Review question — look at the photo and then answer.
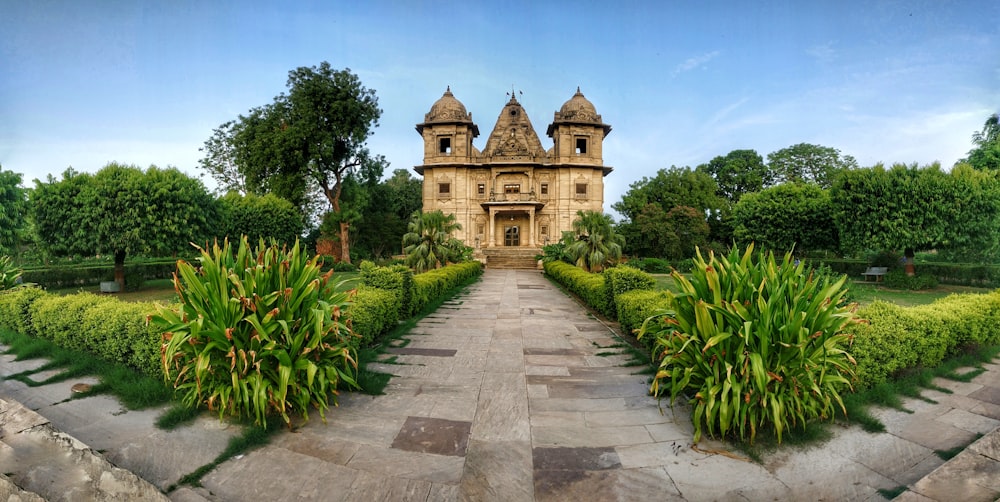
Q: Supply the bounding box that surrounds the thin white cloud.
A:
[806,42,836,63]
[672,50,720,77]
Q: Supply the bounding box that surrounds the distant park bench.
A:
[861,266,888,282]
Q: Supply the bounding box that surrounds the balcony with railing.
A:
[481,190,546,209]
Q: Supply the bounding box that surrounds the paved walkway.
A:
[2,269,1000,500]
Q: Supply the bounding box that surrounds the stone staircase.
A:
[482,247,541,269]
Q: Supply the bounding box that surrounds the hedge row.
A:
[542,261,660,325]
[615,289,671,349]
[0,286,163,378]
[0,260,484,381]
[819,259,1000,288]
[355,260,483,347]
[21,260,177,290]
[543,261,612,316]
[847,292,1000,389]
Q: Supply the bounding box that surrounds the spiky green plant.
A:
[151,237,359,428]
[0,255,22,290]
[639,244,859,444]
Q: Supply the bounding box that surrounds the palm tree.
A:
[563,210,625,272]
[402,210,465,273]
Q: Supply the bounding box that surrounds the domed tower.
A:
[415,87,480,165]
[546,87,612,167]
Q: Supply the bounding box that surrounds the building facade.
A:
[414,87,612,259]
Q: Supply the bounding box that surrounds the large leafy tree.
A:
[613,166,723,222]
[767,143,858,188]
[0,166,27,256]
[200,63,384,263]
[831,162,1000,273]
[402,210,465,273]
[613,166,723,256]
[352,169,423,259]
[31,163,219,290]
[697,149,773,204]
[633,204,710,260]
[732,183,838,254]
[563,210,625,273]
[962,113,1000,171]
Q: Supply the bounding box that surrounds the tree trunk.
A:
[114,249,126,292]
[339,221,351,264]
[904,247,916,276]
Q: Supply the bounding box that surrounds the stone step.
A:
[0,398,169,502]
[482,248,542,269]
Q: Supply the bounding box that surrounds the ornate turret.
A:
[415,87,480,168]
[546,87,612,168]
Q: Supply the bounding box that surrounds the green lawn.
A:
[651,273,993,308]
[47,273,361,303]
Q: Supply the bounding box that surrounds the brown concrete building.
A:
[414,87,612,267]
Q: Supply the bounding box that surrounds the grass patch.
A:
[877,486,908,499]
[0,328,173,410]
[934,433,983,460]
[848,282,991,307]
[732,419,835,464]
[156,404,203,430]
[167,415,283,490]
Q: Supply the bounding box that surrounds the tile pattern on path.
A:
[3,268,1000,501]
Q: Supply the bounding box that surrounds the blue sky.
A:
[2,1,998,218]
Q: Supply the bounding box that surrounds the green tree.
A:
[962,113,1000,171]
[200,63,384,263]
[0,166,27,256]
[831,162,1000,273]
[613,166,723,256]
[351,169,423,259]
[766,143,858,188]
[31,163,219,290]
[697,149,773,204]
[631,204,709,260]
[564,210,625,272]
[402,210,465,273]
[732,183,838,254]
[217,192,304,245]
[612,166,723,221]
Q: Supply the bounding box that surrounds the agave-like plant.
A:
[151,237,359,427]
[0,255,23,290]
[639,244,859,444]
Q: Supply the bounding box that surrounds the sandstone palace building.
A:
[415,87,612,267]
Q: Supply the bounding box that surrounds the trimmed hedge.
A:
[0,287,164,378]
[413,261,483,313]
[615,289,671,349]
[847,291,1000,389]
[0,286,46,336]
[349,260,482,347]
[914,262,1000,288]
[543,261,610,316]
[348,286,401,347]
[20,260,176,290]
[603,266,656,317]
[360,261,415,318]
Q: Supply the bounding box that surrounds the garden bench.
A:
[861,266,888,282]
